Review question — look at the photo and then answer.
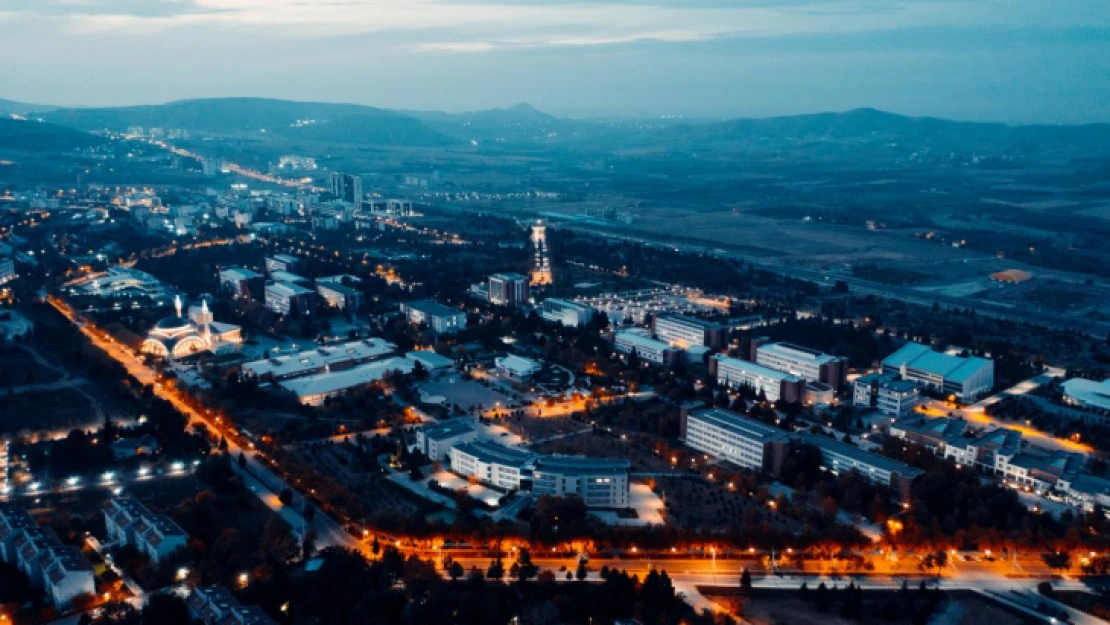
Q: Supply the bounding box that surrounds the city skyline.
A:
[0,0,1108,123]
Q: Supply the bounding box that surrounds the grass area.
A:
[851,266,932,285]
[0,388,98,435]
[1016,287,1094,310]
[0,349,64,388]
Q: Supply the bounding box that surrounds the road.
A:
[47,297,367,557]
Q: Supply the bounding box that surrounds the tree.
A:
[238,452,247,469]
[814,582,832,612]
[575,560,588,581]
[740,568,752,592]
[303,505,316,523]
[487,558,504,580]
[371,536,380,556]
[449,561,464,581]
[141,592,192,625]
[799,581,810,601]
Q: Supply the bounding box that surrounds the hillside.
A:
[41,97,456,147]
[0,98,58,115]
[0,117,106,151]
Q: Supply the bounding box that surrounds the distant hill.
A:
[41,97,457,147]
[0,98,58,115]
[402,102,607,144]
[0,117,106,151]
[653,108,1110,156]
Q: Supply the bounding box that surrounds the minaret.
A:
[530,221,553,286]
[202,299,212,342]
[174,294,183,318]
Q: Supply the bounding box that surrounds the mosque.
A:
[141,295,242,360]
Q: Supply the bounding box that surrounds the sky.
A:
[1,0,1108,123]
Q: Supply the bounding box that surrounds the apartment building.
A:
[489,273,529,307]
[264,281,315,317]
[187,586,279,625]
[316,280,363,312]
[41,547,96,607]
[218,267,264,300]
[104,498,188,565]
[0,504,36,563]
[264,254,302,275]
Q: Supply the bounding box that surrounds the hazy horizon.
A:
[2,0,1108,124]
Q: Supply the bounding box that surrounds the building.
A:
[1056,474,1110,513]
[489,273,529,307]
[264,254,302,275]
[613,331,684,367]
[13,525,62,584]
[41,547,95,606]
[495,354,541,381]
[525,456,631,508]
[0,504,37,563]
[187,586,279,625]
[449,440,537,491]
[264,281,315,317]
[406,350,454,373]
[752,340,847,392]
[1061,378,1110,413]
[242,338,398,380]
[712,354,804,403]
[278,357,415,406]
[0,256,15,285]
[316,280,363,312]
[400,300,466,334]
[219,267,264,300]
[270,270,309,285]
[853,372,898,408]
[541,298,594,327]
[530,222,553,286]
[682,408,789,472]
[330,172,363,205]
[141,297,243,360]
[110,435,160,459]
[652,314,728,349]
[415,420,477,461]
[875,379,920,417]
[881,342,994,401]
[103,498,187,565]
[794,431,923,502]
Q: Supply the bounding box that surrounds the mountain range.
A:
[3,97,1108,156]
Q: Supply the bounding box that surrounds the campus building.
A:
[681,408,789,473]
[495,354,542,381]
[400,300,467,334]
[540,298,594,328]
[652,314,728,349]
[793,431,924,502]
[881,342,994,401]
[711,354,804,403]
[526,456,631,508]
[415,420,478,461]
[752,340,848,392]
[316,279,363,312]
[613,331,684,366]
[1061,378,1110,414]
[489,273,529,307]
[449,440,537,491]
[854,373,920,417]
[242,338,398,380]
[264,254,302,275]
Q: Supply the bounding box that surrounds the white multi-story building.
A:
[104,498,187,565]
[219,267,263,300]
[0,256,15,285]
[613,331,683,366]
[449,440,536,490]
[541,298,594,327]
[400,300,467,334]
[264,254,302,275]
[41,547,95,607]
[264,281,315,316]
[754,341,847,391]
[0,505,36,564]
[489,273,529,307]
[316,280,363,312]
[712,355,803,403]
[415,420,477,461]
[526,456,631,508]
[875,379,920,417]
[652,314,727,349]
[13,525,62,584]
[882,342,994,401]
[242,338,397,380]
[795,431,924,499]
[187,586,279,625]
[683,408,788,471]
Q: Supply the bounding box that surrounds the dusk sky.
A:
[2,0,1108,123]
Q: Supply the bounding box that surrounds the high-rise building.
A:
[530,222,553,286]
[329,172,363,205]
[489,272,529,306]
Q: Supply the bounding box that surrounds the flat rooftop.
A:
[402,299,462,318]
[714,355,801,382]
[451,439,536,467]
[528,455,631,476]
[420,419,476,441]
[279,357,414,398]
[759,341,837,365]
[243,338,397,378]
